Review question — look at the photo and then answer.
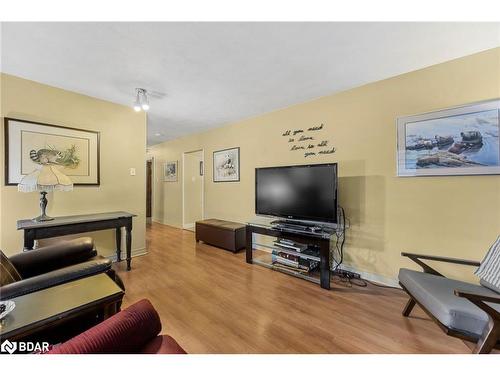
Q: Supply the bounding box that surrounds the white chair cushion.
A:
[475,236,500,294]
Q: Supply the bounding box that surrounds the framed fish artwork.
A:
[4,118,100,185]
[397,99,500,177]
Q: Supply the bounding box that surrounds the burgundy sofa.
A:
[48,299,186,354]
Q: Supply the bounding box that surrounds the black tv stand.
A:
[246,221,331,289]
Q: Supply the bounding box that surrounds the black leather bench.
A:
[195,219,246,253]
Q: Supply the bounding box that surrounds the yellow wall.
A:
[0,73,147,258]
[149,48,500,283]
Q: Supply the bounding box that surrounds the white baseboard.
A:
[183,223,195,230]
[152,218,183,229]
[338,264,400,288]
[107,247,148,263]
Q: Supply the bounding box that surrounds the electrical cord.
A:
[332,273,368,288]
[365,280,399,289]
[327,207,398,289]
[331,206,346,272]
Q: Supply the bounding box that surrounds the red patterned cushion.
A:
[48,299,163,354]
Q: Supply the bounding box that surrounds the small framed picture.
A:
[397,99,500,177]
[213,147,240,182]
[164,161,178,182]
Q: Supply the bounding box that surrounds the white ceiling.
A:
[1,22,499,145]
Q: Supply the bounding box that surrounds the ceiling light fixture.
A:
[133,88,150,112]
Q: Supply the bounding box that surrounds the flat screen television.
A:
[255,163,338,224]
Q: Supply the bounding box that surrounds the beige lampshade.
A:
[18,164,73,193]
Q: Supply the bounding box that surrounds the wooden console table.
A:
[17,211,136,270]
[246,221,332,290]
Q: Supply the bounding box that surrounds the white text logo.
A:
[1,340,17,354]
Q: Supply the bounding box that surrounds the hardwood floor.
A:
[113,222,469,354]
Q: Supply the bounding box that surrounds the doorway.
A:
[182,150,204,231]
[146,159,153,224]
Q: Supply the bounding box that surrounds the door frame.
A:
[146,156,155,223]
[182,149,204,230]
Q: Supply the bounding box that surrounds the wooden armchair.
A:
[399,252,500,354]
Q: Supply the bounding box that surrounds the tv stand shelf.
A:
[246,221,332,290]
[253,242,321,262]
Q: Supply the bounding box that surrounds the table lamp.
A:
[18,164,73,222]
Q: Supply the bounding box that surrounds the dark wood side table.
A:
[246,222,332,290]
[0,273,124,345]
[17,211,137,270]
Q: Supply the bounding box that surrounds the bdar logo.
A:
[1,339,17,354]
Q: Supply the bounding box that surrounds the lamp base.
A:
[32,191,54,222]
[33,214,54,222]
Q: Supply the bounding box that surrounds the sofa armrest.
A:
[47,299,162,354]
[0,256,111,299]
[401,252,480,277]
[9,237,96,278]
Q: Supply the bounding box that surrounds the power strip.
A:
[332,269,361,279]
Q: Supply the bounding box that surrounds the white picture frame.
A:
[213,147,240,182]
[397,99,500,177]
[164,161,178,182]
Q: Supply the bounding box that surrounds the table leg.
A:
[115,227,122,262]
[245,226,253,264]
[126,221,132,271]
[24,230,35,251]
[103,301,120,319]
[319,244,331,290]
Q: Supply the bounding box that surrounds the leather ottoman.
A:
[195,219,246,253]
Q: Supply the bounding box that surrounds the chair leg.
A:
[473,317,500,354]
[402,298,416,317]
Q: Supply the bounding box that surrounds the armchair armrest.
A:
[455,289,500,324]
[0,256,111,299]
[401,252,480,277]
[9,237,96,278]
[47,299,161,354]
[454,289,500,304]
[401,252,480,266]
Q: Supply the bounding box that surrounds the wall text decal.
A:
[319,147,336,155]
[282,123,335,158]
[308,124,324,131]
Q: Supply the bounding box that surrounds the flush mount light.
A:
[133,88,150,112]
